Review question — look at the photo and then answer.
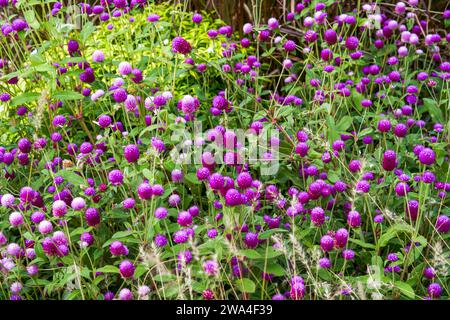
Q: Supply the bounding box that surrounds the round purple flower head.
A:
[172,36,192,55]
[347,210,361,228]
[192,13,202,24]
[244,232,258,248]
[124,144,140,163]
[418,148,435,166]
[119,260,135,278]
[108,169,124,186]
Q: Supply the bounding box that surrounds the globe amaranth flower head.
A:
[347,210,362,228]
[110,241,129,256]
[418,147,435,166]
[123,144,140,163]
[108,169,124,186]
[119,260,135,278]
[154,234,168,247]
[172,36,192,55]
[92,50,105,62]
[203,260,219,276]
[85,207,100,226]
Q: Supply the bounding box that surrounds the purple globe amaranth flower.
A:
[334,228,349,248]
[209,173,225,190]
[177,211,192,226]
[192,13,202,24]
[113,88,127,103]
[67,39,79,55]
[52,200,67,217]
[203,260,219,276]
[310,207,325,226]
[92,50,105,62]
[377,119,391,132]
[320,235,334,252]
[395,182,410,196]
[118,288,133,301]
[236,172,253,189]
[168,194,181,207]
[137,182,153,200]
[1,194,15,207]
[119,260,135,278]
[304,29,318,42]
[98,114,112,128]
[319,257,331,269]
[423,267,436,280]
[171,169,183,183]
[406,199,419,221]
[435,215,449,233]
[71,197,86,210]
[9,211,23,227]
[80,232,94,247]
[356,180,370,193]
[154,207,168,219]
[324,29,337,45]
[123,198,135,209]
[173,229,189,244]
[342,249,355,260]
[283,40,296,52]
[151,137,165,153]
[290,276,306,300]
[347,210,362,228]
[295,142,309,157]
[124,144,140,163]
[244,232,259,248]
[225,188,242,206]
[108,169,124,186]
[38,220,53,235]
[345,36,359,50]
[172,36,192,55]
[393,123,408,137]
[110,241,129,256]
[31,211,45,223]
[382,150,397,171]
[427,283,442,298]
[154,234,168,247]
[348,160,361,173]
[418,147,435,165]
[85,207,100,226]
[387,253,399,262]
[18,138,31,153]
[118,62,132,76]
[20,186,35,202]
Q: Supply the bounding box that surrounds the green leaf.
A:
[24,10,40,29]
[52,90,84,101]
[265,263,285,276]
[58,170,86,187]
[336,115,353,132]
[395,281,415,299]
[235,278,256,293]
[239,249,262,259]
[134,264,147,278]
[258,228,288,239]
[10,92,40,106]
[184,173,201,185]
[349,238,376,250]
[112,230,136,239]
[326,116,338,144]
[142,168,153,182]
[423,98,443,124]
[378,224,414,247]
[96,265,120,274]
[80,21,96,43]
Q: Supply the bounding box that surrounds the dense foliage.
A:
[0,0,449,300]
